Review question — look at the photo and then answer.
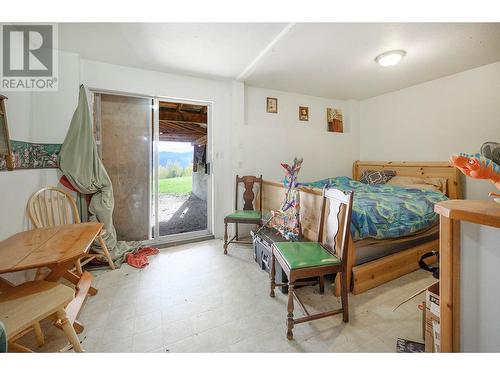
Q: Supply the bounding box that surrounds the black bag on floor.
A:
[419,251,439,279]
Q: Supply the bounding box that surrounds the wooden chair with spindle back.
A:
[270,186,354,340]
[223,175,263,254]
[27,187,115,276]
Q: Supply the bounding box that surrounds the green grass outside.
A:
[159,175,192,195]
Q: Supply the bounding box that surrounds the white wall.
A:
[360,61,500,165]
[80,59,234,238]
[1,59,361,241]
[240,86,360,181]
[1,56,236,240]
[359,61,500,352]
[0,50,80,240]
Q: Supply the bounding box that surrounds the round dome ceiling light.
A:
[375,50,406,67]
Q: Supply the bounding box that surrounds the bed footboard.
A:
[351,240,438,294]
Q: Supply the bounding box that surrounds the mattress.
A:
[354,224,439,266]
[300,176,448,241]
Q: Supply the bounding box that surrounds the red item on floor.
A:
[126,247,160,269]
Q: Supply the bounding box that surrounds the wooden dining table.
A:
[0,222,103,333]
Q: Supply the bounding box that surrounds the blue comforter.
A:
[300,176,447,241]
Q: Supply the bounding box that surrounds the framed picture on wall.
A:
[266,97,278,113]
[327,108,344,133]
[299,106,309,121]
[0,95,14,171]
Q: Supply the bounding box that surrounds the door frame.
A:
[152,95,214,244]
[88,87,214,246]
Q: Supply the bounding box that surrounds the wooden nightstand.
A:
[434,200,500,352]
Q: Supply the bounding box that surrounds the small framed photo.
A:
[299,106,309,121]
[266,97,278,113]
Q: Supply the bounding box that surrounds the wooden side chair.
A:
[0,281,84,352]
[27,187,115,275]
[270,186,354,340]
[223,175,263,254]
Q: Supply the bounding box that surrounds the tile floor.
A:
[18,239,434,352]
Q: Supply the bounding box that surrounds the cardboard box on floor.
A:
[393,280,440,352]
[425,282,440,353]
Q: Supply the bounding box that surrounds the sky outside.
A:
[158,141,193,153]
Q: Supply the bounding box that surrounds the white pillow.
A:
[387,176,447,194]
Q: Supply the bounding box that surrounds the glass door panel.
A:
[96,93,152,241]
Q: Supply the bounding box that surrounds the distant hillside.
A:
[159,151,193,168]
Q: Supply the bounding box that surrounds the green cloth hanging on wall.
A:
[59,85,139,264]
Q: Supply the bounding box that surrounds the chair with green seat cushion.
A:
[273,242,341,269]
[226,210,262,221]
[223,175,263,254]
[270,186,354,340]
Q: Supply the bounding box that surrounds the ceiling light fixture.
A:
[375,50,406,67]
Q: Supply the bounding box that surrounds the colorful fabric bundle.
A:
[126,247,160,268]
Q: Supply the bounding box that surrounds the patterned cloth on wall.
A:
[0,140,61,171]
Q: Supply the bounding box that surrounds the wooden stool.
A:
[0,281,84,352]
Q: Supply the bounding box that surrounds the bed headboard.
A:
[260,160,462,241]
[352,160,463,199]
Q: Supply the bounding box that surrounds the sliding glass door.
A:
[93,90,212,244]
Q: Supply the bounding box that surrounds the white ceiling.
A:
[59,23,286,80]
[246,23,500,99]
[59,23,500,99]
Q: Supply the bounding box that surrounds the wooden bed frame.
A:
[260,160,463,295]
